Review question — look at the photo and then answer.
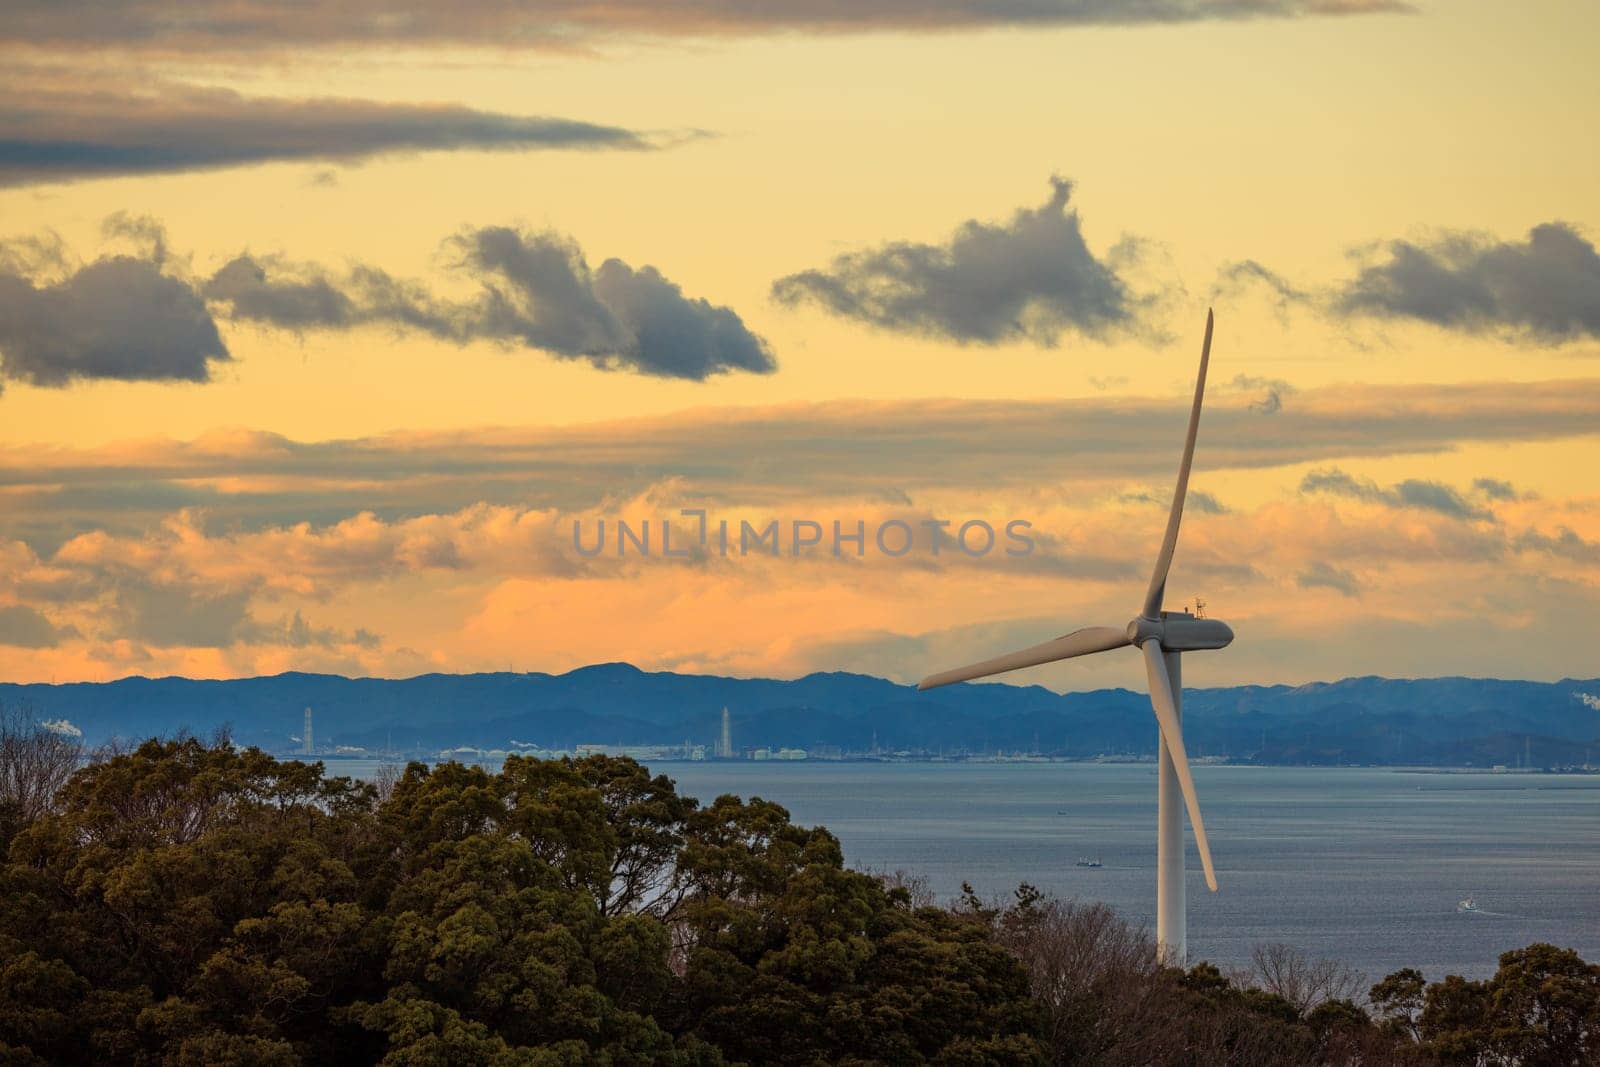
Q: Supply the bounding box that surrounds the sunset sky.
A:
[1,0,1597,689]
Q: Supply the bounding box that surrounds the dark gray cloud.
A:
[1210,259,1308,315]
[1332,224,1600,341]
[591,258,777,379]
[1296,561,1360,597]
[1513,527,1600,564]
[1221,374,1294,415]
[454,227,631,355]
[101,211,170,265]
[771,178,1161,346]
[0,84,653,187]
[0,1,1415,52]
[0,252,229,388]
[203,254,461,339]
[5,219,773,385]
[0,604,79,648]
[1121,488,1227,514]
[208,225,776,379]
[203,254,360,329]
[0,232,69,277]
[1219,223,1600,343]
[1299,468,1492,521]
[1472,478,1519,501]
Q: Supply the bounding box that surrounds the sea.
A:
[333,760,1599,982]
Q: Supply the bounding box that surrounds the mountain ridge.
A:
[5,664,1599,767]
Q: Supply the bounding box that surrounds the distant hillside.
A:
[3,665,1599,768]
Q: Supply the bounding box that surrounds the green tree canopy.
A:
[0,740,1045,1065]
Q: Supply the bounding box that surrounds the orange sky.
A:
[1,0,1597,688]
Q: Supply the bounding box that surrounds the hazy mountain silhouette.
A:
[4,664,1598,767]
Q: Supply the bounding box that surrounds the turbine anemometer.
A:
[918,309,1228,963]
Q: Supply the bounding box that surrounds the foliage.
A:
[969,882,1598,1067]
[0,735,1594,1064]
[0,740,1044,1064]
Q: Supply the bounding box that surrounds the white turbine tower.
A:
[918,310,1231,964]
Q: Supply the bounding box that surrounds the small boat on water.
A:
[1457,896,1479,913]
[1075,857,1103,869]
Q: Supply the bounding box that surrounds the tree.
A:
[2,738,1593,1065]
[0,743,1046,1065]
[1247,942,1366,1015]
[1485,943,1599,1067]
[1420,974,1492,1065]
[1370,967,1427,1043]
[669,797,1044,1064]
[0,704,84,848]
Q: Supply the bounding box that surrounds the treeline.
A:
[0,710,1595,1065]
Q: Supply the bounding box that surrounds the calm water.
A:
[337,760,1599,981]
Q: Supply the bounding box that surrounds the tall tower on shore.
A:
[718,707,732,759]
[303,707,313,756]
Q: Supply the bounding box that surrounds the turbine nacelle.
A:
[1127,612,1234,652]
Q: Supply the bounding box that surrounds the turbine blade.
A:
[1142,309,1214,619]
[917,626,1129,690]
[1140,640,1218,892]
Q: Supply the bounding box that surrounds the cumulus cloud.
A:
[1332,224,1600,341]
[1576,693,1600,712]
[1299,468,1493,521]
[772,178,1164,346]
[0,604,79,647]
[203,226,775,379]
[203,255,359,329]
[0,82,654,187]
[1296,561,1360,597]
[38,718,82,737]
[1,461,1594,684]
[453,227,776,378]
[1472,478,1520,501]
[592,259,778,378]
[0,1,1414,53]
[0,252,229,388]
[3,219,773,385]
[1219,223,1600,343]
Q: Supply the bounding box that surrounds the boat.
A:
[1457,896,1479,913]
[1075,857,1103,869]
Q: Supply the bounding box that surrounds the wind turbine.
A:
[918,310,1231,964]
